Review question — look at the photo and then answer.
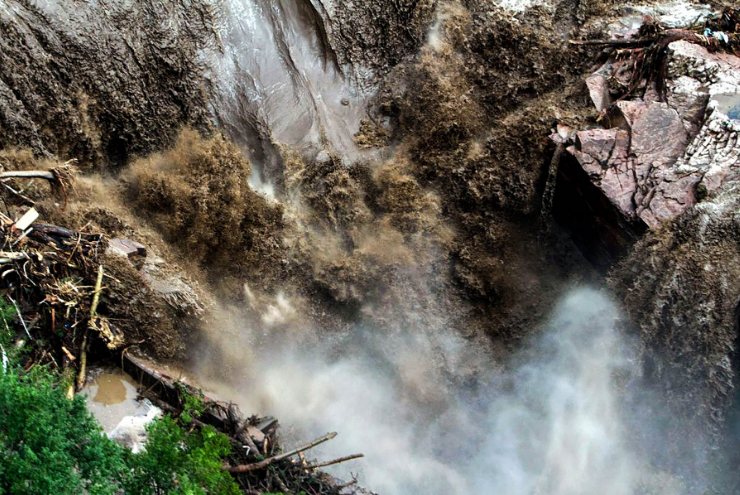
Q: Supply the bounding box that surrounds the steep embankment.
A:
[0,0,216,169]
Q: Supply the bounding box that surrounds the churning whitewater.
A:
[194,289,698,495]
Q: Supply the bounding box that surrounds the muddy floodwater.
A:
[82,368,147,432]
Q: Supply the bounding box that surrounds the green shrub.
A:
[124,416,241,495]
[0,366,128,494]
[0,363,241,494]
[176,383,206,425]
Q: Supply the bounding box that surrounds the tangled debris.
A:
[571,7,740,109]
[0,199,107,385]
[0,158,370,494]
[124,356,367,495]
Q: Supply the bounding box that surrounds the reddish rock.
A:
[554,36,740,268]
[585,74,611,112]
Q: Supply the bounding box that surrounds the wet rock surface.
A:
[556,30,740,268]
[0,0,216,169]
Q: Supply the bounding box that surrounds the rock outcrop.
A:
[555,31,740,269]
[556,10,740,466]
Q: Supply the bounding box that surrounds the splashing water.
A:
[196,288,684,495]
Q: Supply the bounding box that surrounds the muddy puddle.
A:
[81,368,148,432]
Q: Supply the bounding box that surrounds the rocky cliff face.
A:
[2,0,740,489]
[555,5,740,467]
[554,28,740,268]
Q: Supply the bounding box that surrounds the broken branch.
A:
[8,295,32,340]
[77,265,104,391]
[90,265,104,317]
[0,171,56,181]
[303,453,365,470]
[76,330,88,392]
[0,252,29,263]
[226,431,338,473]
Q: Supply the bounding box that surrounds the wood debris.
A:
[0,162,369,494]
[124,355,367,494]
[571,8,740,108]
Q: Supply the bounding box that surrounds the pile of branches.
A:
[124,356,367,495]
[572,7,740,107]
[0,164,370,494]
[0,166,119,394]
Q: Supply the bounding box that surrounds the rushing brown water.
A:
[213,0,374,189]
[2,0,737,492]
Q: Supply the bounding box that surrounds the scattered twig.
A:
[77,264,104,391]
[0,182,35,206]
[61,346,76,361]
[0,252,29,263]
[1,344,7,373]
[336,479,359,491]
[8,295,32,340]
[90,265,104,317]
[76,330,88,391]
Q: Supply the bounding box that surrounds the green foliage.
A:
[0,362,241,495]
[0,297,16,326]
[0,365,128,494]
[177,383,206,425]
[124,416,241,495]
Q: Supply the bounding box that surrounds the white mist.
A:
[197,288,685,494]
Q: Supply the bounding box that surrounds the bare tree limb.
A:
[0,171,56,181]
[226,432,338,473]
[303,453,365,470]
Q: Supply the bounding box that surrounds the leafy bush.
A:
[176,383,205,425]
[124,416,241,495]
[0,363,241,494]
[0,366,128,494]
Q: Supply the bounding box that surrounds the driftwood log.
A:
[226,432,338,473]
